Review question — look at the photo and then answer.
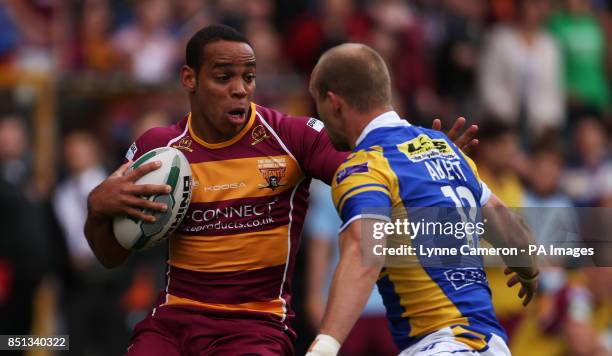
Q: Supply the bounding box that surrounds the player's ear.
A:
[181,65,197,93]
[327,92,342,114]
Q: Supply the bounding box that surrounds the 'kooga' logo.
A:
[204,182,246,192]
[165,176,192,236]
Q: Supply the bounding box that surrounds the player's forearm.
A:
[318,236,381,344]
[307,238,332,299]
[483,195,536,276]
[84,211,129,268]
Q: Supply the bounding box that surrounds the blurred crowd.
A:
[0,0,611,355]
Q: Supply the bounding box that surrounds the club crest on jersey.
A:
[257,157,286,191]
[172,137,194,152]
[444,268,487,290]
[251,125,270,146]
[397,134,457,162]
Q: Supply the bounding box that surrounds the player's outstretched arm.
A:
[432,117,479,154]
[84,161,170,268]
[306,219,385,356]
[483,194,539,306]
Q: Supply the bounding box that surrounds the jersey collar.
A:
[188,102,257,149]
[355,111,410,147]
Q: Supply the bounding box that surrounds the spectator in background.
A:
[548,0,611,115]
[562,114,612,206]
[433,0,487,121]
[214,0,247,30]
[112,0,178,83]
[518,138,579,353]
[0,114,30,188]
[53,130,106,270]
[0,113,48,351]
[0,3,20,65]
[479,0,564,143]
[474,121,527,207]
[244,0,275,24]
[246,21,303,113]
[53,129,131,356]
[0,0,65,74]
[489,0,520,23]
[367,0,436,124]
[68,0,118,73]
[304,180,398,356]
[522,137,578,249]
[171,0,211,41]
[285,0,370,74]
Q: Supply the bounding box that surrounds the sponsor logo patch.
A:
[336,162,369,184]
[126,143,137,160]
[306,118,324,132]
[397,134,457,162]
[204,181,247,192]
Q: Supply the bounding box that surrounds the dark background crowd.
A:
[0,0,610,355]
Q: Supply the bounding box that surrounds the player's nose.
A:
[230,80,247,98]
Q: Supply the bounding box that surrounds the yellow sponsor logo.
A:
[397,134,457,162]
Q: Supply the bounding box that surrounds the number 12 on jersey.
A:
[441,185,479,248]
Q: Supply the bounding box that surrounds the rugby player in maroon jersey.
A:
[84,25,478,356]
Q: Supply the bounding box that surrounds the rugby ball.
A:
[113,147,193,251]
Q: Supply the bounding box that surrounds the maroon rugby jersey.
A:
[127,102,347,332]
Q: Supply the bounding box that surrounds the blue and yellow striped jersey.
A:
[331,111,506,351]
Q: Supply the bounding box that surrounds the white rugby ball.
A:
[113,147,193,251]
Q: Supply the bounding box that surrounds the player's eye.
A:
[216,74,231,82]
[244,74,256,83]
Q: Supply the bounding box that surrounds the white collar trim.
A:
[355,111,410,147]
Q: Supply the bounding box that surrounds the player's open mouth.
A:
[227,108,247,125]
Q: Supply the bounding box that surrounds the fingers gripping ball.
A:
[113,147,193,250]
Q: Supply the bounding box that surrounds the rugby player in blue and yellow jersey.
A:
[306,44,539,356]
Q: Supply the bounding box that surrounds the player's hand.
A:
[87,161,170,223]
[504,267,539,306]
[432,117,478,154]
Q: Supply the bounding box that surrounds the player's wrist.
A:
[86,191,108,220]
[517,268,539,283]
[86,203,106,222]
[306,334,340,356]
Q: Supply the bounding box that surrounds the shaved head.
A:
[310,43,392,113]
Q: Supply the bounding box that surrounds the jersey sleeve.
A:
[460,151,492,206]
[124,126,180,163]
[331,149,394,232]
[279,116,349,185]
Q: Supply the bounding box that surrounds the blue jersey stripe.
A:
[340,191,392,224]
